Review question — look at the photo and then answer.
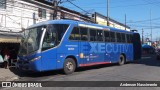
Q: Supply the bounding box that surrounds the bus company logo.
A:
[2,82,11,87]
[83,43,132,53]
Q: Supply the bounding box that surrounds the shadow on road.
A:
[8,63,119,80]
[76,63,118,72]
[10,67,64,81]
[132,54,160,67]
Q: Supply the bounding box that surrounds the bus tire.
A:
[63,58,76,74]
[118,55,125,65]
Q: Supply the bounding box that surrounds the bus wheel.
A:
[118,55,125,65]
[63,58,76,74]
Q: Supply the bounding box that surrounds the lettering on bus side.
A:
[82,43,132,53]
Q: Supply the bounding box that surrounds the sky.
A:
[60,0,160,41]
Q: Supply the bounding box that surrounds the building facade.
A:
[93,12,130,31]
[0,0,92,34]
[0,0,93,63]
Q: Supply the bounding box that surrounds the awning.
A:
[0,32,22,43]
[0,38,21,43]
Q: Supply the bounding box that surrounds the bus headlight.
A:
[31,56,41,62]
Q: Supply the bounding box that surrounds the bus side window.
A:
[130,34,133,43]
[116,33,122,42]
[110,32,116,42]
[80,27,88,41]
[69,27,80,40]
[89,29,96,41]
[126,34,132,43]
[121,33,126,43]
[104,31,110,42]
[97,30,103,41]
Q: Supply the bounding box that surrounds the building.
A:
[92,12,130,31]
[0,0,92,34]
[0,0,55,57]
[0,0,93,63]
[0,1,92,46]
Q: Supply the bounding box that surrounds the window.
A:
[69,27,80,40]
[126,34,132,43]
[104,31,110,42]
[116,33,122,42]
[19,26,44,55]
[38,8,46,18]
[130,34,133,43]
[89,29,96,41]
[56,24,69,43]
[50,13,53,20]
[121,33,126,43]
[110,32,116,42]
[97,30,103,41]
[42,27,55,51]
[42,24,69,51]
[80,27,88,41]
[0,0,6,9]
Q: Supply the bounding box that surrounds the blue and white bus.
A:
[17,20,141,74]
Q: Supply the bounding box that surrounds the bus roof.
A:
[27,19,134,34]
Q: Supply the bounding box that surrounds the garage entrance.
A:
[0,34,21,66]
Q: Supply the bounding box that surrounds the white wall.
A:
[0,0,53,32]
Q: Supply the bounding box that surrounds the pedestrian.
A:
[3,47,10,69]
[0,50,4,68]
[3,55,10,69]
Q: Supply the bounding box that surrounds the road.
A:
[2,54,160,90]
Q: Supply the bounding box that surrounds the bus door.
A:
[41,26,57,70]
[104,31,111,63]
[94,30,104,63]
[88,29,99,64]
[79,27,90,66]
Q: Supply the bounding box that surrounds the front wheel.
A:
[118,55,125,65]
[63,58,76,74]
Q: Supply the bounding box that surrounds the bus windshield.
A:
[19,24,69,55]
[19,26,44,55]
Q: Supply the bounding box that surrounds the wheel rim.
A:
[120,56,124,64]
[66,62,74,71]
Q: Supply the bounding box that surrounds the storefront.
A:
[0,34,21,66]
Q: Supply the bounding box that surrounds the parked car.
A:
[156,49,160,60]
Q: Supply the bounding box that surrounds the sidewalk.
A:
[0,67,19,81]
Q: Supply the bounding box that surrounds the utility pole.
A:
[53,0,59,20]
[53,0,73,20]
[150,9,152,42]
[142,28,144,44]
[107,0,109,26]
[125,14,126,30]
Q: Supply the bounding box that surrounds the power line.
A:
[143,0,160,7]
[127,17,160,23]
[128,24,160,27]
[64,1,160,9]
[111,1,160,8]
[66,0,91,14]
